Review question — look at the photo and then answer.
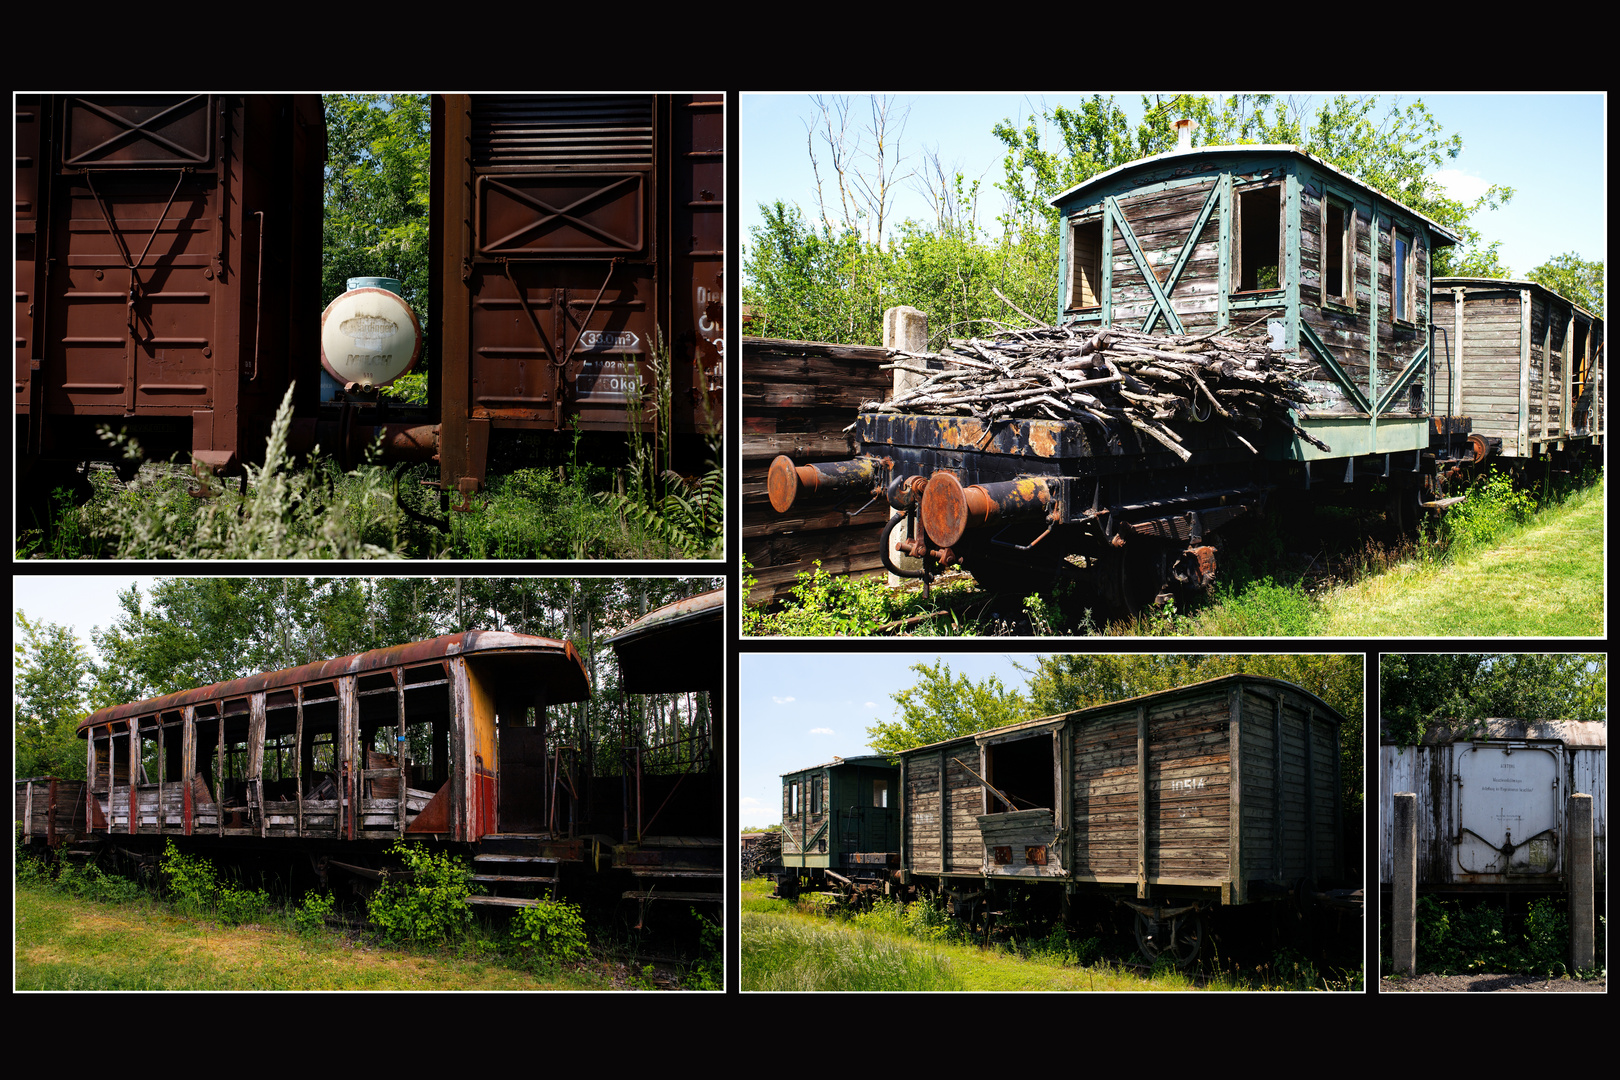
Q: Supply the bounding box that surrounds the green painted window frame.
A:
[1231,182,1285,295]
[1391,226,1416,325]
[1068,215,1104,311]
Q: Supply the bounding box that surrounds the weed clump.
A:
[366,841,477,946]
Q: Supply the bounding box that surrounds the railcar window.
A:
[1069,216,1103,309]
[983,735,1055,815]
[789,780,800,816]
[1234,185,1282,292]
[1393,229,1413,322]
[1323,197,1352,306]
[873,778,888,809]
[811,775,823,815]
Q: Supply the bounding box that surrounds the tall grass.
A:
[17,380,724,560]
[740,912,962,991]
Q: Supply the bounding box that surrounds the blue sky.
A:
[741,91,1605,282]
[739,651,1040,830]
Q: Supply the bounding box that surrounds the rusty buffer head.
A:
[767,455,803,513]
[922,473,1054,548]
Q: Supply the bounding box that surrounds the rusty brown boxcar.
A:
[897,674,1352,964]
[430,93,724,502]
[16,94,326,488]
[1430,277,1604,469]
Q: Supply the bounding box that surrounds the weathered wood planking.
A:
[899,675,1349,904]
[742,336,896,602]
[1433,278,1604,457]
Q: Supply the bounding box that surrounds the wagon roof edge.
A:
[1432,276,1605,324]
[77,631,589,733]
[1380,718,1606,748]
[895,673,1349,756]
[780,753,897,777]
[1050,143,1462,245]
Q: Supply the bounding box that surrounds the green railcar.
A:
[777,755,901,900]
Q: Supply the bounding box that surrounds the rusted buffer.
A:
[767,143,1484,612]
[1431,278,1603,470]
[775,755,901,904]
[1379,719,1606,895]
[897,675,1354,965]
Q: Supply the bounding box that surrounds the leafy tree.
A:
[14,613,93,779]
[1021,653,1364,815]
[322,94,432,404]
[866,660,1031,757]
[995,93,1514,287]
[1380,653,1605,746]
[1525,252,1603,317]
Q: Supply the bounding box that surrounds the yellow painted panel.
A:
[462,658,499,769]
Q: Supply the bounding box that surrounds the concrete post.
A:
[1392,792,1416,974]
[1569,793,1594,971]
[883,306,928,586]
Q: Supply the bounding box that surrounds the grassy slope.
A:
[1314,479,1604,637]
[14,884,598,990]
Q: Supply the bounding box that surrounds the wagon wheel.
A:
[1096,540,1168,619]
[1134,908,1203,968]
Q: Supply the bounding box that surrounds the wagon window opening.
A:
[218,711,252,807]
[1234,185,1281,292]
[1393,229,1413,322]
[192,707,220,801]
[789,780,800,816]
[1323,198,1351,305]
[264,699,300,801]
[873,778,888,809]
[811,775,823,815]
[160,716,185,784]
[137,719,160,786]
[1069,216,1103,310]
[983,735,1054,816]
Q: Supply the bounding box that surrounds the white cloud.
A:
[740,796,761,808]
[1430,168,1492,203]
[772,695,796,705]
[810,727,835,736]
[864,701,878,709]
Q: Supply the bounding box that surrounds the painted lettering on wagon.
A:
[1169,777,1208,791]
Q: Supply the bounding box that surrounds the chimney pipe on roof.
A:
[1174,118,1197,153]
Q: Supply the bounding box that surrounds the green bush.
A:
[295,890,337,936]
[56,860,146,905]
[161,839,221,915]
[216,882,272,925]
[506,899,589,963]
[1523,898,1569,977]
[366,841,476,945]
[1445,469,1536,551]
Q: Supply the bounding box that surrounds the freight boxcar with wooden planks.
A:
[895,674,1354,964]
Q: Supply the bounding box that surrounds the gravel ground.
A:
[1380,971,1605,992]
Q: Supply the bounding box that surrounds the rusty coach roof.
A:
[78,631,589,733]
[897,674,1348,756]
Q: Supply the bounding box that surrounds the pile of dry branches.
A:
[866,315,1329,460]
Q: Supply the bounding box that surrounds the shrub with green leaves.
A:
[295,890,337,936]
[507,899,588,963]
[1445,469,1536,551]
[1522,897,1569,977]
[161,839,221,915]
[366,841,476,945]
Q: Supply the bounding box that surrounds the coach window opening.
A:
[264,690,301,809]
[982,732,1056,816]
[1233,184,1282,293]
[217,698,254,814]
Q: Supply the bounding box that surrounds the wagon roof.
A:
[1050,143,1461,245]
[1432,276,1604,324]
[77,631,589,733]
[896,673,1347,756]
[605,588,723,693]
[1381,718,1606,748]
[781,754,896,777]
